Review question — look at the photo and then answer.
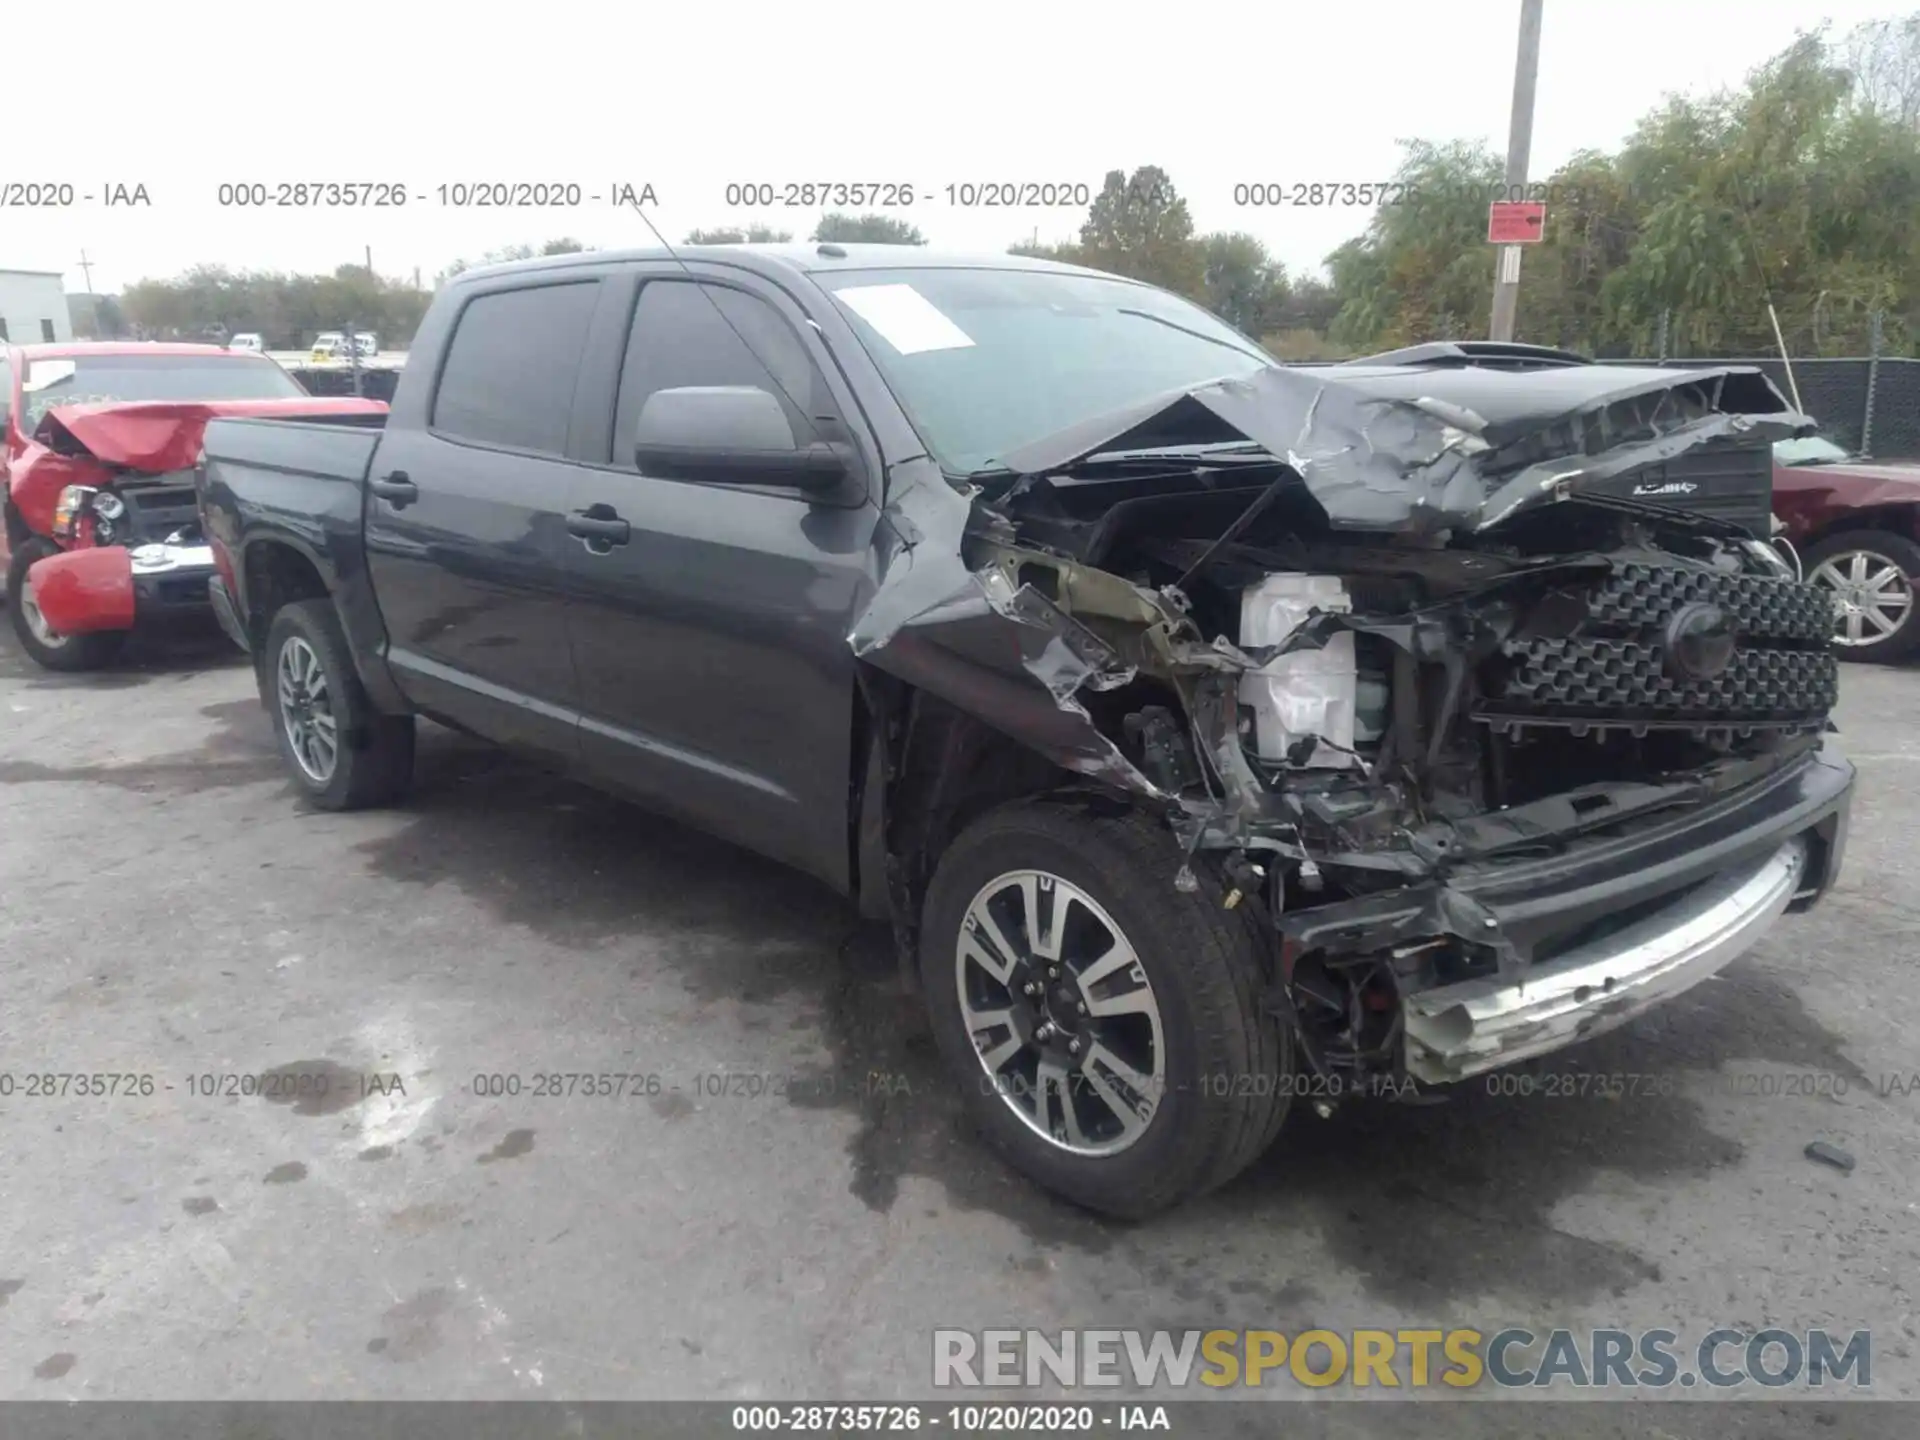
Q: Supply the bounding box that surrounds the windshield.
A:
[818,267,1271,474]
[20,354,306,430]
[1774,435,1852,466]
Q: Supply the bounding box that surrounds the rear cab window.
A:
[432,282,601,456]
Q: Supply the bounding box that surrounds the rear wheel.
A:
[918,797,1290,1218]
[1804,530,1920,663]
[5,537,127,672]
[264,599,414,809]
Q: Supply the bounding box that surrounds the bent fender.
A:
[27,548,137,634]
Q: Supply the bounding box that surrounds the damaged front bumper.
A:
[1402,836,1806,1082]
[1282,740,1852,1083]
[28,540,217,635]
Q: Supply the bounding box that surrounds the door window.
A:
[432,281,600,455]
[613,281,827,469]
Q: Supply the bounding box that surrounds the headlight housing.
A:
[50,485,125,544]
[51,484,97,539]
[91,491,125,544]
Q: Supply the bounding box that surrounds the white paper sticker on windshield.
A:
[22,360,77,391]
[835,284,975,355]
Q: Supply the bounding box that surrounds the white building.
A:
[0,270,73,346]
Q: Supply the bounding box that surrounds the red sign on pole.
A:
[1488,201,1547,243]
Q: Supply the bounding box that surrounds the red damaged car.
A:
[1772,434,1920,663]
[1,343,385,670]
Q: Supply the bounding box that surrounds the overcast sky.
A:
[5,0,1906,295]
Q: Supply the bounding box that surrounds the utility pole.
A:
[1489,0,1544,342]
[76,249,96,294]
[365,244,374,278]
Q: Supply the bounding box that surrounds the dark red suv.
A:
[1772,435,1920,663]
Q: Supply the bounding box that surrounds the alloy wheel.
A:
[17,569,69,649]
[955,869,1165,1157]
[1809,548,1915,647]
[276,636,339,783]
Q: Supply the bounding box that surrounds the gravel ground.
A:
[0,614,1915,1436]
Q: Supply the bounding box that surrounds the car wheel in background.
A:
[1804,530,1920,663]
[5,537,128,672]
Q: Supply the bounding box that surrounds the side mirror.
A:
[633,386,846,491]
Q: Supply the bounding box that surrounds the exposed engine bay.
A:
[852,360,1842,1090]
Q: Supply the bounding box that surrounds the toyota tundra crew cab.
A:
[195,246,1854,1217]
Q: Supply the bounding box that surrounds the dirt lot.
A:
[1,615,1916,1433]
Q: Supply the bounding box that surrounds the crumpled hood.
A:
[998,362,1811,536]
[38,397,387,473]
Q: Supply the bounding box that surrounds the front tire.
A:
[918,797,1290,1218]
[6,537,128,672]
[1804,529,1920,663]
[264,599,415,809]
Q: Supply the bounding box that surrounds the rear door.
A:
[559,267,881,892]
[365,275,604,767]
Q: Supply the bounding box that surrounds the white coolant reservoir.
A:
[1238,574,1358,767]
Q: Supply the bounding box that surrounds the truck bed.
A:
[201,412,387,486]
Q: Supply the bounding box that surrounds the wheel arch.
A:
[852,668,1152,983]
[1798,503,1920,551]
[240,536,331,652]
[3,493,31,552]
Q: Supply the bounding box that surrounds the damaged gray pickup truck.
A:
[196,246,1854,1217]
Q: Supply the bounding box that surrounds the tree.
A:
[1842,11,1920,128]
[1324,139,1504,348]
[1007,238,1083,264]
[1595,30,1920,355]
[120,262,434,348]
[1511,149,1645,352]
[811,213,926,244]
[1267,274,1342,335]
[437,239,588,285]
[67,292,129,340]
[684,225,794,244]
[1198,232,1289,334]
[1306,28,1920,358]
[1075,166,1204,298]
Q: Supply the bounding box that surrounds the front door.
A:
[560,272,879,892]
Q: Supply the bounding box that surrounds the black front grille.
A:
[119,479,200,543]
[1478,558,1836,733]
[1495,636,1836,720]
[1590,561,1833,643]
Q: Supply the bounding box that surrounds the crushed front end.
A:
[856,361,1853,1093]
[10,399,383,639]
